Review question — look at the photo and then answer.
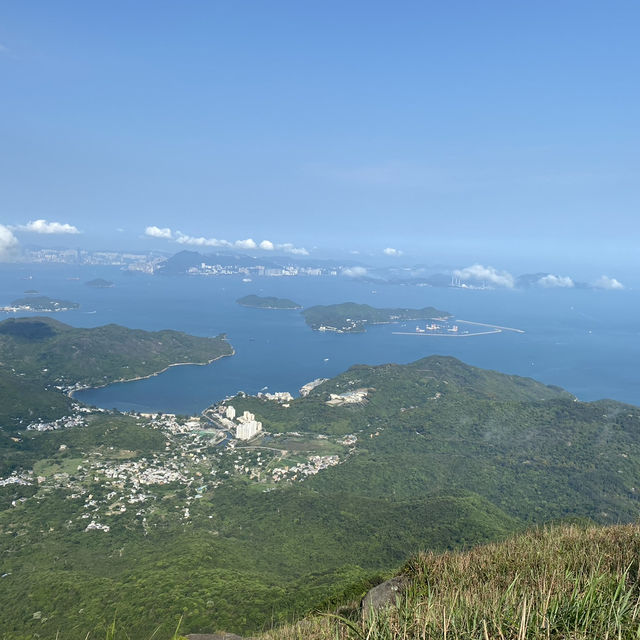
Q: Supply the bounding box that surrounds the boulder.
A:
[361,575,410,618]
[186,634,248,640]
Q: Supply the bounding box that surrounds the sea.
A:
[1,263,639,414]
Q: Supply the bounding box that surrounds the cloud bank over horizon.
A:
[144,226,309,255]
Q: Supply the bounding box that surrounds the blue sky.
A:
[0,1,638,271]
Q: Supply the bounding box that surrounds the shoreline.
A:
[393,329,502,337]
[238,304,302,310]
[68,348,235,399]
[310,315,454,334]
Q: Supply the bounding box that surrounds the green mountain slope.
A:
[2,355,640,638]
[0,316,233,387]
[0,369,72,432]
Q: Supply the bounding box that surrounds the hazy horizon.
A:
[1,1,638,275]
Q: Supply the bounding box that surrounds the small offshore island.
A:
[302,302,452,333]
[237,294,302,309]
[0,295,80,313]
[85,278,114,288]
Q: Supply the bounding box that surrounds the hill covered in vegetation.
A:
[85,278,114,288]
[0,316,233,388]
[237,294,301,309]
[3,355,640,638]
[1,295,79,312]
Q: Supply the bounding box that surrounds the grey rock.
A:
[186,634,249,640]
[361,575,410,618]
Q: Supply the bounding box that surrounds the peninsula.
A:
[0,316,234,410]
[302,302,451,333]
[237,294,302,309]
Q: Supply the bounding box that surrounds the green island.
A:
[302,302,451,332]
[4,347,640,638]
[1,295,80,312]
[85,278,115,288]
[237,294,302,309]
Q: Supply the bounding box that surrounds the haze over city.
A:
[1,1,638,275]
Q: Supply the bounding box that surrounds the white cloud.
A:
[277,242,309,256]
[593,275,624,290]
[0,224,19,261]
[538,274,574,288]
[234,238,257,250]
[145,226,173,239]
[175,233,230,247]
[15,219,80,234]
[341,266,368,278]
[453,264,515,288]
[145,227,310,255]
[383,247,402,256]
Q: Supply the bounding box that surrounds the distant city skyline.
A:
[1,2,638,272]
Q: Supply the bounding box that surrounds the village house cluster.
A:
[0,471,33,487]
[271,455,340,482]
[27,414,86,432]
[3,388,359,537]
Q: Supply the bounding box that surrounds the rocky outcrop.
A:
[186,633,250,640]
[361,575,410,618]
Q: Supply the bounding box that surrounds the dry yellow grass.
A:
[259,524,640,640]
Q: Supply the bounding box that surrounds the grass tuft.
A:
[260,524,640,639]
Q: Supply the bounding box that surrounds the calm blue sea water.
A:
[1,263,639,413]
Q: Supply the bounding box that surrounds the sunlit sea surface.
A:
[2,263,639,414]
